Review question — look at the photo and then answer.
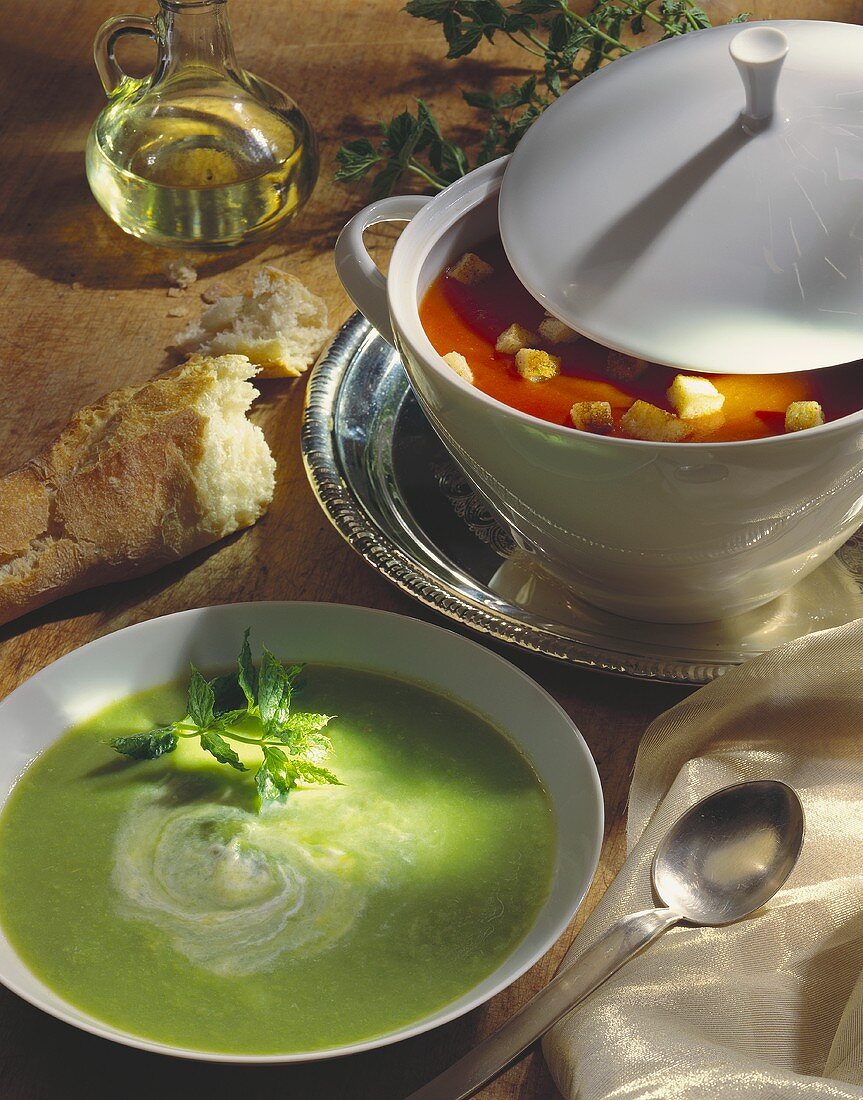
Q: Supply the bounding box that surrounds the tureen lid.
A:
[499,21,863,374]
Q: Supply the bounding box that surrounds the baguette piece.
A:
[175,268,329,378]
[0,355,275,627]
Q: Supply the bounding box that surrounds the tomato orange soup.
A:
[420,238,863,442]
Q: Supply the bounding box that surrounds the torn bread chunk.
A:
[0,355,275,628]
[496,323,537,355]
[785,401,824,433]
[621,400,691,442]
[515,349,561,382]
[667,375,725,420]
[606,350,648,382]
[442,351,473,384]
[174,267,329,379]
[447,252,493,286]
[538,316,579,345]
[570,401,613,434]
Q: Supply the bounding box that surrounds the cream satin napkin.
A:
[543,618,863,1098]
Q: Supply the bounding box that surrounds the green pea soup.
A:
[0,665,556,1054]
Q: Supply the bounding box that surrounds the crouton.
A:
[785,401,824,433]
[515,348,561,382]
[496,323,537,355]
[667,375,725,420]
[447,252,494,286]
[442,351,473,384]
[570,401,614,434]
[606,350,648,382]
[538,316,579,345]
[621,400,691,442]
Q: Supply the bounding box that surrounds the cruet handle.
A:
[93,14,159,96]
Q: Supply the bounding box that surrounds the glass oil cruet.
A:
[85,0,318,249]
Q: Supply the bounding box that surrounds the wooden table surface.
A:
[1,1,858,1097]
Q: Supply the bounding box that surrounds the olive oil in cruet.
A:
[85,0,318,249]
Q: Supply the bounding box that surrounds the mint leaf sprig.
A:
[335,0,749,199]
[110,630,340,806]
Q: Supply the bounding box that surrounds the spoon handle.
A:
[405,907,681,1100]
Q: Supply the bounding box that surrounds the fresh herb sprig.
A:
[335,0,748,198]
[110,631,340,806]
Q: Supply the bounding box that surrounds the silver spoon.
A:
[407,779,805,1100]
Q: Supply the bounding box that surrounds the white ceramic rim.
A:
[0,601,603,1063]
[387,158,863,451]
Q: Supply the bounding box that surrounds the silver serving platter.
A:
[302,314,863,685]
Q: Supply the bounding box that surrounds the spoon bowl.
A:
[652,780,805,926]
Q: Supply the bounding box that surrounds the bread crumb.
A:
[201,282,235,304]
[167,307,188,318]
[515,348,560,382]
[167,286,184,298]
[785,401,824,433]
[606,350,647,382]
[442,352,473,384]
[667,375,725,419]
[538,317,579,345]
[448,252,493,286]
[621,400,691,442]
[164,259,198,289]
[570,401,613,434]
[174,267,329,379]
[496,323,537,355]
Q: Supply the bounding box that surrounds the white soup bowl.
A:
[336,159,863,623]
[0,602,602,1061]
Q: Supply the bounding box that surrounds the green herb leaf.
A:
[258,648,302,736]
[255,745,295,803]
[292,760,342,787]
[404,0,453,20]
[200,731,246,771]
[109,630,339,809]
[237,628,258,710]
[334,138,382,182]
[111,728,178,760]
[277,712,333,749]
[462,89,495,110]
[370,161,406,200]
[209,672,246,716]
[187,667,215,729]
[216,707,248,727]
[336,0,744,198]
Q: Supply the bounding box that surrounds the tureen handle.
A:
[729,26,789,131]
[335,195,432,346]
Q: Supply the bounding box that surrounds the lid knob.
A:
[729,26,789,130]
